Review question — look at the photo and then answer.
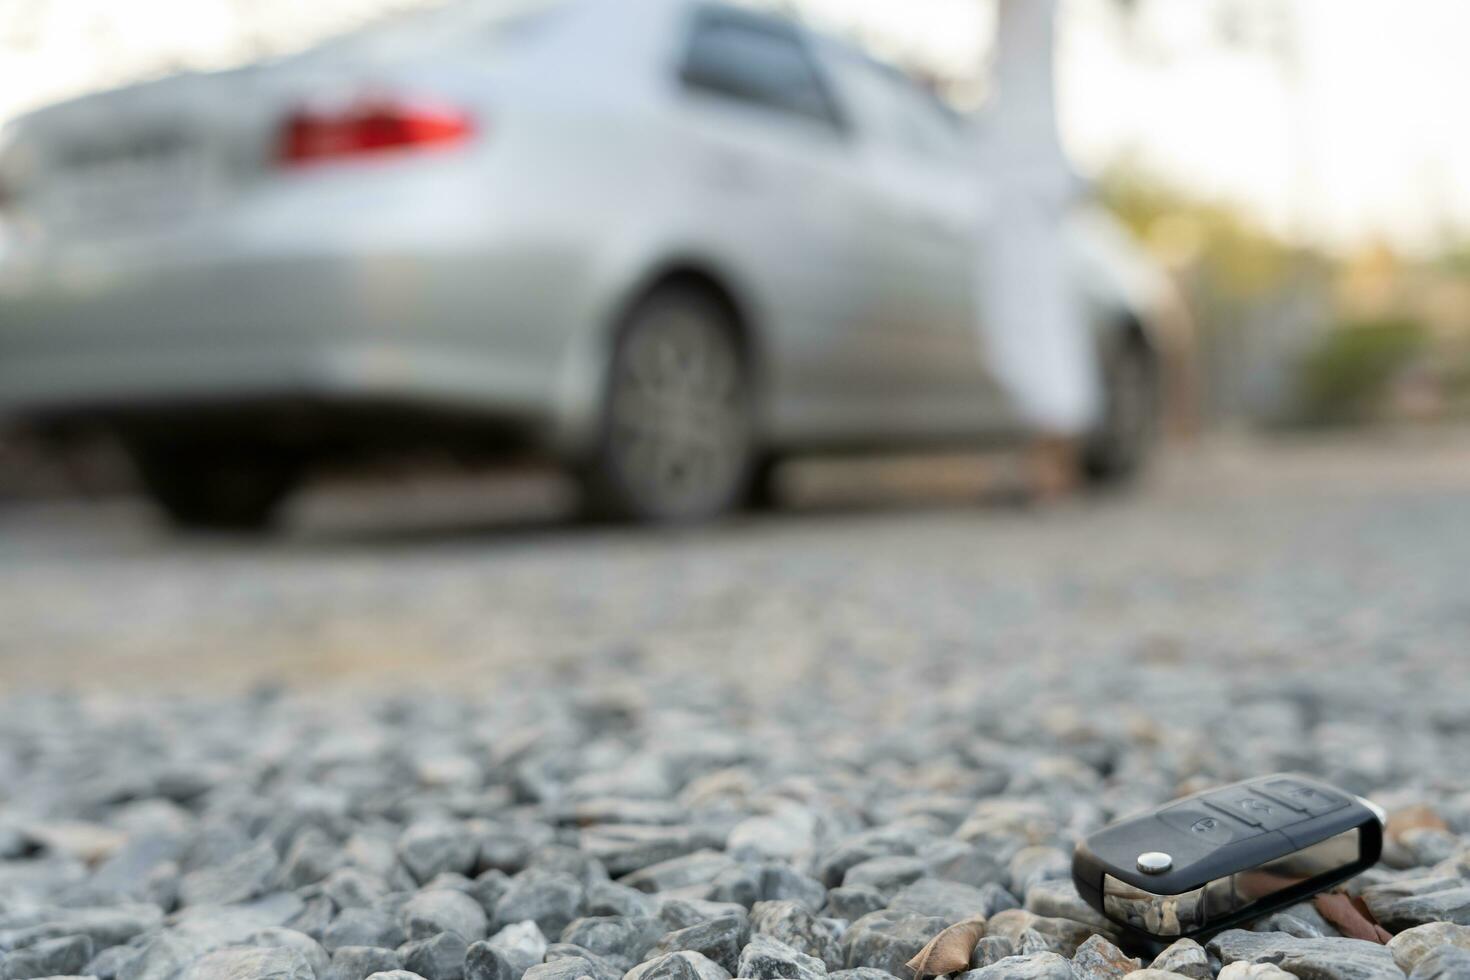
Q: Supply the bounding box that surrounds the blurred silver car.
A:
[0,0,1174,528]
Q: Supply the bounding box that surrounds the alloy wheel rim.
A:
[608,309,747,517]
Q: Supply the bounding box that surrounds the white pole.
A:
[976,0,1101,438]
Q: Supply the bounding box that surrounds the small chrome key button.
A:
[1136,851,1173,874]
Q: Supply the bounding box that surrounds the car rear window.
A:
[680,7,845,133]
[826,50,965,161]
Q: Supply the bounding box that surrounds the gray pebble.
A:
[494,873,584,939]
[478,827,554,878]
[521,953,615,980]
[1207,929,1400,980]
[970,936,1014,968]
[1410,946,1470,980]
[840,859,928,900]
[982,911,1096,959]
[624,951,731,980]
[286,896,338,941]
[558,917,662,966]
[463,944,514,980]
[579,829,706,881]
[398,824,479,886]
[482,922,547,979]
[888,879,1007,922]
[325,870,394,912]
[817,833,922,891]
[1007,849,1072,898]
[278,828,343,891]
[0,935,95,980]
[840,911,946,975]
[958,952,1074,980]
[0,907,162,953]
[245,928,331,979]
[178,946,314,980]
[921,841,1007,891]
[527,848,608,888]
[706,866,758,910]
[403,890,489,943]
[824,888,886,923]
[828,970,901,980]
[1068,934,1138,980]
[1024,880,1113,933]
[323,909,408,953]
[736,935,826,980]
[1362,879,1470,932]
[621,854,736,896]
[83,943,140,980]
[328,947,405,980]
[1147,938,1211,980]
[178,843,278,908]
[1389,921,1470,973]
[583,883,657,921]
[399,931,470,980]
[753,866,828,912]
[651,914,749,975]
[542,945,623,980]
[655,902,746,934]
[749,902,843,971]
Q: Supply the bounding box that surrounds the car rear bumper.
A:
[1,335,547,424]
[0,242,580,443]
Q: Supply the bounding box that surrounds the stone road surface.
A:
[0,432,1467,980]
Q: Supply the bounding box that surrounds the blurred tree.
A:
[1297,317,1429,426]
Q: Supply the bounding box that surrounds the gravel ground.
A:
[0,433,1468,980]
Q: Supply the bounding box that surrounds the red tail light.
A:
[279,97,474,167]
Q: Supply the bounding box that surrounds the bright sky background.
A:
[4,0,1470,253]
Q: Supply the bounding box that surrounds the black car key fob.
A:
[1072,774,1384,949]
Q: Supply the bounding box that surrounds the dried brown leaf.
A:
[1314,892,1392,944]
[1349,893,1394,943]
[906,915,988,978]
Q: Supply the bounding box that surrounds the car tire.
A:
[129,441,301,533]
[744,453,783,512]
[582,285,755,524]
[1082,333,1159,487]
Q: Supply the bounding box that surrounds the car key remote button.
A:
[1160,802,1255,845]
[1203,787,1299,830]
[1136,852,1173,874]
[1255,778,1349,817]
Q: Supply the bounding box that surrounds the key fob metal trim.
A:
[1072,773,1383,945]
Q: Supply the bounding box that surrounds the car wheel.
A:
[584,286,754,524]
[1082,334,1158,487]
[129,441,301,533]
[744,452,783,512]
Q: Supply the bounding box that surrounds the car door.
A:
[668,6,898,443]
[818,50,1013,435]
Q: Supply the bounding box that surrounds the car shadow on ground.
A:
[277,453,1063,551]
